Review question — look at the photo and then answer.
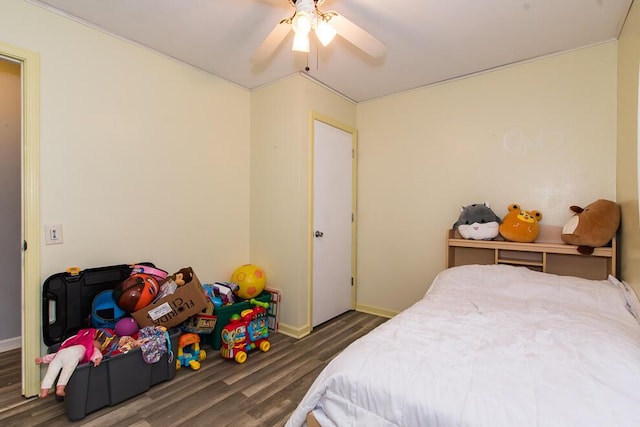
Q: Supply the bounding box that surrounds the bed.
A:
[286,264,640,427]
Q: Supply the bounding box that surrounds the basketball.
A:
[113,273,160,312]
[230,264,266,300]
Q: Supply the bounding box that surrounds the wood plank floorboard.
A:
[0,310,386,426]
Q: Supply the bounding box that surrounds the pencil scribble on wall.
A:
[503,128,564,156]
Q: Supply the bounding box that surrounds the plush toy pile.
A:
[452,199,620,253]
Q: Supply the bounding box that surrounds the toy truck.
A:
[220,300,270,363]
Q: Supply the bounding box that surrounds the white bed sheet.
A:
[286,264,640,427]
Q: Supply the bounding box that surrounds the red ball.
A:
[113,273,160,312]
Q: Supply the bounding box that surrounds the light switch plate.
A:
[45,224,63,245]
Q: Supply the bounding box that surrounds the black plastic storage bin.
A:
[43,264,134,345]
[41,263,179,421]
[55,330,179,421]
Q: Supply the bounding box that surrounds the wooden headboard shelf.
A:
[446,225,616,280]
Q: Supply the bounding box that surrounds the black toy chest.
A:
[41,263,179,421]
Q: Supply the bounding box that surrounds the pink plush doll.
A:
[35,328,103,398]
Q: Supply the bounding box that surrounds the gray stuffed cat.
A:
[453,202,502,240]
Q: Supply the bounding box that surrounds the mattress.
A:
[286,264,640,427]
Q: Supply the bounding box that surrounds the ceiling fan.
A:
[251,0,387,64]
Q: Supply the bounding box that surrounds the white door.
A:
[312,119,354,327]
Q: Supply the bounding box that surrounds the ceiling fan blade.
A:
[330,14,387,58]
[251,22,292,64]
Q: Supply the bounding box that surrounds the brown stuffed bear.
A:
[561,199,620,255]
[499,203,543,243]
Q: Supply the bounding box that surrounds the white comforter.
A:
[286,264,640,427]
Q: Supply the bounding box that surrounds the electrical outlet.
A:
[45,224,63,245]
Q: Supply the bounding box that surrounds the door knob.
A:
[315,230,324,238]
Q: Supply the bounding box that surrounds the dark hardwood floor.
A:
[0,311,386,426]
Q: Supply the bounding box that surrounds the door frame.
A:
[0,42,41,398]
[307,112,357,330]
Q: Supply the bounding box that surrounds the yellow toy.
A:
[230,264,266,300]
[176,333,206,371]
[499,203,543,243]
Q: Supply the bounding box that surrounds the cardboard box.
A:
[132,270,208,328]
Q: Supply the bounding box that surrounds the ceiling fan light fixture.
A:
[252,0,387,63]
[292,11,312,35]
[292,32,310,52]
[315,18,336,47]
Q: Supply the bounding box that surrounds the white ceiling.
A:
[31,0,632,102]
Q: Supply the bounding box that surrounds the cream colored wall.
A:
[250,75,356,335]
[356,43,618,314]
[3,0,250,397]
[617,1,640,295]
[0,2,250,292]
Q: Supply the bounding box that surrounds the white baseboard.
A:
[0,336,21,353]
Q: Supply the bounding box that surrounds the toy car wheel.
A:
[199,350,206,361]
[235,351,247,364]
[176,360,182,370]
[260,341,271,352]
